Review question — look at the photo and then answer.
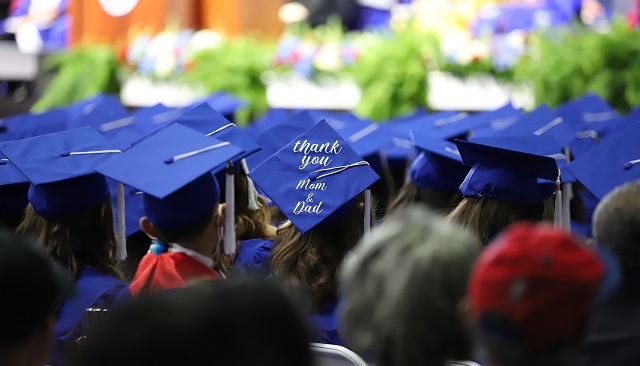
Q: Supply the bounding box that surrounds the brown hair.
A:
[16,195,122,279]
[215,171,273,272]
[446,197,546,246]
[387,181,462,216]
[270,194,371,313]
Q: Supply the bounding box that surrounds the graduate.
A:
[0,127,129,366]
[0,153,29,231]
[387,134,469,215]
[96,124,243,296]
[249,119,380,346]
[446,140,560,246]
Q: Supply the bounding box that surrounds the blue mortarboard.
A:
[132,104,184,133]
[456,139,559,205]
[468,135,576,183]
[0,153,30,222]
[347,123,395,158]
[438,104,522,140]
[555,94,628,142]
[409,132,470,193]
[389,111,469,140]
[245,111,319,169]
[246,108,290,138]
[67,95,129,130]
[625,105,640,125]
[0,127,119,219]
[98,116,146,152]
[0,109,68,142]
[96,124,244,233]
[566,121,640,201]
[193,91,247,117]
[65,93,107,120]
[249,120,380,234]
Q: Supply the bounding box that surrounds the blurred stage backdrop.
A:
[1,0,639,122]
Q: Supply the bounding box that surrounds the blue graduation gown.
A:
[308,300,346,347]
[234,238,274,275]
[50,267,129,366]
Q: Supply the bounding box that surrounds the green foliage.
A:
[352,26,437,121]
[514,20,640,112]
[33,46,121,112]
[183,38,274,125]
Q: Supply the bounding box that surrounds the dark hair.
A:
[70,277,313,366]
[387,181,462,215]
[270,193,371,312]
[153,209,215,244]
[446,197,546,246]
[16,195,122,279]
[215,171,273,272]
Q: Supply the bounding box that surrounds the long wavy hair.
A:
[16,195,122,279]
[215,171,273,272]
[270,193,370,313]
[446,197,546,246]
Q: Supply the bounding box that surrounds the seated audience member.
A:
[339,205,481,366]
[0,229,72,366]
[468,223,615,366]
[70,277,313,366]
[579,182,640,366]
[2,128,129,366]
[388,137,468,215]
[96,124,244,295]
[249,120,379,346]
[447,140,559,246]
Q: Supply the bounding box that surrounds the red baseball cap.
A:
[468,223,605,350]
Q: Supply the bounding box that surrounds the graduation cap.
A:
[96,123,243,241]
[246,108,290,138]
[192,91,247,117]
[389,111,469,140]
[67,95,129,130]
[65,93,108,120]
[566,121,640,201]
[0,152,30,224]
[249,120,380,234]
[455,139,559,206]
[0,109,68,142]
[443,104,522,139]
[347,123,395,158]
[409,132,470,193]
[556,94,628,142]
[132,104,184,133]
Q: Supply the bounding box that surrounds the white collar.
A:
[169,243,214,269]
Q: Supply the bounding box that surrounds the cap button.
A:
[308,171,320,180]
[0,160,6,166]
[163,157,174,164]
[59,151,70,157]
[623,162,633,170]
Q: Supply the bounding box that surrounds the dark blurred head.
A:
[71,277,313,366]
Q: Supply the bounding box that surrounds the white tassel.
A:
[224,163,236,256]
[241,159,261,211]
[364,189,372,240]
[116,183,127,260]
[554,170,563,229]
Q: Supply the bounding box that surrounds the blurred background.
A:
[0,0,636,122]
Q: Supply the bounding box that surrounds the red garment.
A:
[130,252,222,297]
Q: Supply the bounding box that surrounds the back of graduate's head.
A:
[387,181,462,216]
[447,197,547,246]
[270,193,371,312]
[15,175,120,279]
[340,204,481,366]
[0,229,72,364]
[139,173,222,245]
[593,181,640,276]
[71,277,312,366]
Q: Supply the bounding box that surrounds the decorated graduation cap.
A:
[96,123,243,241]
[249,120,380,234]
[0,153,30,225]
[455,139,559,206]
[409,131,470,193]
[566,121,640,201]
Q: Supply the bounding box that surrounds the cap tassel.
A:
[116,183,127,260]
[554,169,563,229]
[562,147,572,232]
[224,162,236,256]
[241,159,261,211]
[364,189,372,240]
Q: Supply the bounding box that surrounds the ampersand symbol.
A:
[306,193,314,202]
